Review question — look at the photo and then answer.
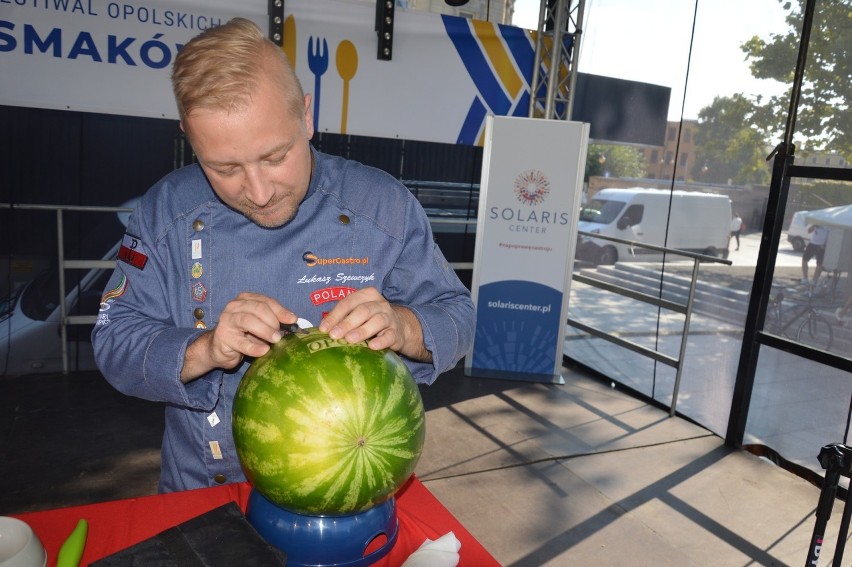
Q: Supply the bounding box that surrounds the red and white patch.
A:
[310,286,356,306]
[117,233,148,270]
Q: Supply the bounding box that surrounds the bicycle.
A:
[813,269,841,302]
[765,284,834,351]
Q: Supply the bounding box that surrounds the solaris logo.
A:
[513,169,550,206]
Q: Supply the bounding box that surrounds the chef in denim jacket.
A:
[92,18,474,493]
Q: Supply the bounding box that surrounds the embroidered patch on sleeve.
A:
[117,233,149,270]
[100,273,128,306]
[97,272,128,326]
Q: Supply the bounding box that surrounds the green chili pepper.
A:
[56,518,88,567]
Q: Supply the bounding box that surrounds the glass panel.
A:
[566,277,665,398]
[770,184,852,353]
[667,319,743,432]
[738,0,849,469]
[567,254,747,436]
[520,0,846,472]
[745,175,852,472]
[746,347,852,474]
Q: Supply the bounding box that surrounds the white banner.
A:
[0,0,264,118]
[465,116,589,383]
[287,1,537,144]
[0,0,544,145]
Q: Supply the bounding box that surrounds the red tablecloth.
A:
[13,476,499,566]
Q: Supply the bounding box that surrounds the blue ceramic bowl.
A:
[246,489,398,567]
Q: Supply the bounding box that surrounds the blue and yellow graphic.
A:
[442,16,572,145]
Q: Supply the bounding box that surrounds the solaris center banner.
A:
[466,116,589,383]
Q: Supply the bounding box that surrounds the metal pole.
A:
[831,494,852,566]
[528,0,548,118]
[563,0,584,120]
[670,257,701,417]
[806,443,852,567]
[782,0,817,152]
[806,467,839,567]
[544,0,567,118]
[56,209,69,375]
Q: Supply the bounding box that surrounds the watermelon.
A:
[232,327,426,516]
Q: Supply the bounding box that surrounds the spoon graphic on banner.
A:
[282,15,296,70]
[335,40,358,134]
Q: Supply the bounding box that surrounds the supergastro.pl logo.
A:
[302,252,369,267]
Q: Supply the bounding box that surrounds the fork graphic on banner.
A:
[307,36,329,131]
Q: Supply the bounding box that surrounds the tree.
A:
[692,95,771,186]
[741,0,851,158]
[585,143,646,181]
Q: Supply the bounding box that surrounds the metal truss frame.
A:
[528,0,585,121]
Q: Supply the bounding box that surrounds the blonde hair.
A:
[171,18,304,122]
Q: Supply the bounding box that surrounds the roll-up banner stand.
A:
[465,116,589,384]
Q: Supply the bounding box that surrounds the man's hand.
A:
[181,292,296,383]
[318,287,432,363]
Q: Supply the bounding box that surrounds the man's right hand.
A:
[180,292,296,383]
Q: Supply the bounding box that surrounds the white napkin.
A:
[401,531,461,567]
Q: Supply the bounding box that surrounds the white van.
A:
[576,188,732,265]
[786,210,811,252]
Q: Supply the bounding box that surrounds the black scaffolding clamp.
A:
[375,0,394,60]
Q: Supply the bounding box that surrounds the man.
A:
[92,18,474,493]
[801,224,829,285]
[730,212,743,251]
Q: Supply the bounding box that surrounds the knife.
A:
[280,322,308,336]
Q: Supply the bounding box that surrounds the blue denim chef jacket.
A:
[92,147,475,493]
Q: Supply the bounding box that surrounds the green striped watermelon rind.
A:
[233,327,426,516]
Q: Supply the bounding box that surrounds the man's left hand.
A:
[318,287,432,362]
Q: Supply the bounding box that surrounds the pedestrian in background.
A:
[801,224,829,285]
[730,213,744,251]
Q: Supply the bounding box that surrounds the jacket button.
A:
[213,474,226,484]
[339,214,350,224]
[192,219,205,231]
[193,307,205,320]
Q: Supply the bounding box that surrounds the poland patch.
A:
[311,286,356,306]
